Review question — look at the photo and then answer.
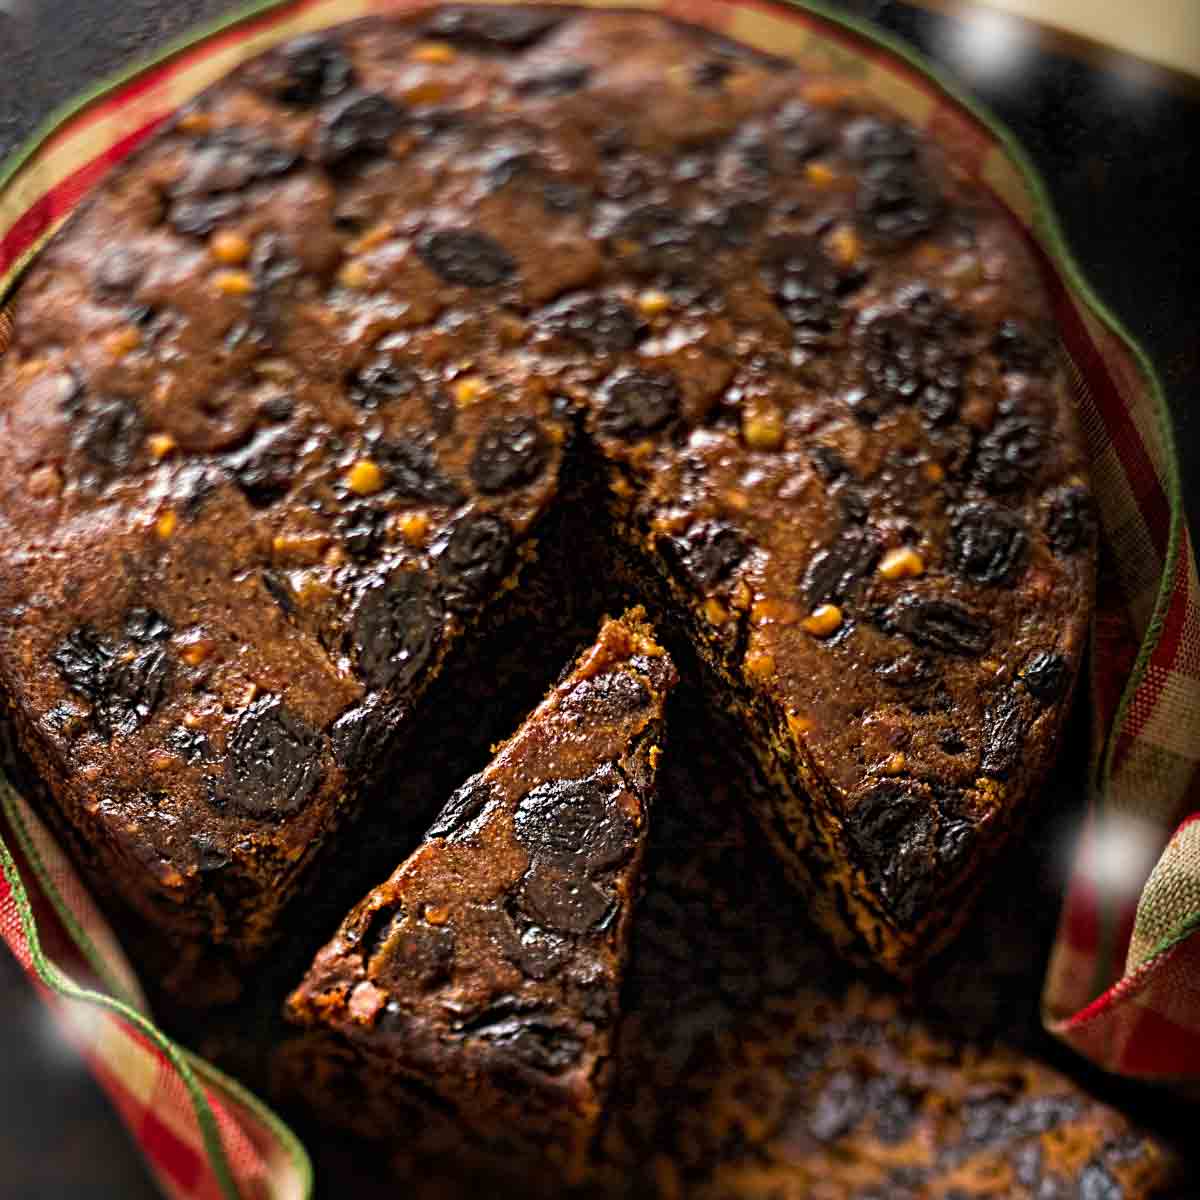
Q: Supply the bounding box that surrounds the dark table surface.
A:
[0,3,1197,1197]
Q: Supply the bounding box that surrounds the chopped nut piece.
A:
[338,260,371,290]
[751,598,802,627]
[805,161,836,187]
[453,377,487,407]
[412,41,457,64]
[637,289,672,317]
[148,433,177,460]
[424,904,451,926]
[878,546,925,580]
[210,230,251,265]
[884,752,907,775]
[212,269,253,296]
[802,79,857,106]
[348,223,393,255]
[744,651,776,681]
[28,465,62,498]
[104,326,141,359]
[272,532,329,563]
[148,749,175,772]
[788,713,815,736]
[345,460,385,496]
[922,461,945,483]
[731,580,753,611]
[827,225,860,267]
[397,512,430,546]
[180,639,216,667]
[403,81,448,106]
[176,110,213,135]
[704,597,729,626]
[802,603,843,637]
[156,510,178,539]
[742,402,785,451]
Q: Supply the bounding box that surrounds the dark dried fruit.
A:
[539,294,642,354]
[270,35,354,105]
[803,527,881,607]
[426,774,497,842]
[963,1093,1084,1147]
[368,913,455,991]
[808,444,850,482]
[216,694,323,818]
[74,396,143,472]
[857,158,943,244]
[514,63,591,97]
[846,783,937,926]
[470,1013,584,1074]
[992,318,1055,375]
[469,416,549,493]
[844,117,916,163]
[609,205,711,294]
[775,99,834,162]
[949,502,1030,586]
[761,235,841,347]
[435,513,515,608]
[513,774,631,871]
[190,833,229,873]
[704,200,767,248]
[887,595,991,656]
[249,234,300,335]
[347,357,420,409]
[594,368,680,439]
[693,58,734,89]
[93,249,145,298]
[124,608,172,644]
[169,726,210,765]
[416,229,516,288]
[169,130,298,198]
[506,924,572,981]
[222,426,295,505]
[661,521,750,592]
[315,90,405,165]
[424,5,564,49]
[1045,484,1096,555]
[519,863,613,934]
[168,195,243,237]
[875,653,936,694]
[353,570,444,693]
[865,1075,919,1143]
[52,624,171,740]
[1079,1164,1123,1200]
[975,417,1045,492]
[980,688,1026,778]
[560,671,650,721]
[809,1070,865,1141]
[378,437,464,506]
[1020,650,1069,703]
[330,697,406,773]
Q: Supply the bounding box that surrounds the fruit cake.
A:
[0,5,1093,978]
[285,610,675,1170]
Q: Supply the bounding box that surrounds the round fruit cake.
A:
[0,5,1094,982]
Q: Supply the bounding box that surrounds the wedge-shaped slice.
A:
[285,609,675,1167]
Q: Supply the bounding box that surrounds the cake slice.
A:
[284,609,675,1168]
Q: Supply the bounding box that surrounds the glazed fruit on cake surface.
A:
[0,4,1093,985]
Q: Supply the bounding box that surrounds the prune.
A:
[844,117,916,163]
[215,695,323,818]
[661,520,750,592]
[857,158,944,244]
[887,595,991,656]
[519,862,612,934]
[809,1070,865,1141]
[761,235,841,346]
[378,437,464,507]
[514,63,592,97]
[330,697,405,774]
[434,513,515,608]
[803,527,882,607]
[949,502,1030,586]
[315,90,404,165]
[1045,484,1096,554]
[416,229,516,288]
[693,58,734,89]
[469,416,549,493]
[776,99,834,162]
[992,318,1055,374]
[975,417,1045,492]
[52,624,171,739]
[73,395,143,472]
[347,357,420,409]
[513,774,631,871]
[353,570,444,693]
[270,35,354,105]
[367,912,455,991]
[980,688,1026,778]
[594,368,680,439]
[1079,1164,1123,1200]
[426,774,498,842]
[424,5,564,48]
[222,426,295,505]
[539,294,642,354]
[1020,650,1069,703]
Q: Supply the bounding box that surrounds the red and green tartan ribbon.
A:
[1,0,1197,1194]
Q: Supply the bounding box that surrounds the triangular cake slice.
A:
[285,608,675,1166]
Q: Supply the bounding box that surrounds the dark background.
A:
[0,2,1197,1196]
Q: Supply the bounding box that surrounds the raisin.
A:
[124,608,172,644]
[761,235,841,347]
[844,117,916,163]
[368,913,455,991]
[693,58,734,89]
[378,437,463,507]
[980,688,1026,778]
[469,416,549,493]
[74,396,143,472]
[169,726,210,765]
[992,318,1054,374]
[483,146,540,191]
[507,924,572,981]
[472,1013,584,1074]
[416,229,516,288]
[539,294,643,354]
[887,595,991,656]
[975,417,1045,492]
[215,695,323,818]
[519,862,613,934]
[949,502,1030,586]
[190,833,230,873]
[352,570,444,693]
[857,158,944,244]
[330,696,405,774]
[315,90,405,165]
[347,357,420,409]
[270,34,354,105]
[1020,650,1069,703]
[775,99,835,162]
[424,5,564,48]
[560,671,651,721]
[963,1093,1084,1147]
[434,512,514,608]
[704,200,767,247]
[514,63,592,97]
[168,195,244,237]
[803,527,882,607]
[222,426,295,505]
[875,653,936,694]
[1045,484,1096,554]
[93,249,145,298]
[810,1070,865,1142]
[837,483,870,525]
[661,520,750,592]
[866,1076,919,1143]
[808,444,850,482]
[169,130,298,198]
[513,774,632,872]
[594,368,680,440]
[426,774,497,841]
[845,782,938,924]
[1079,1164,1123,1200]
[609,205,711,294]
[249,233,300,336]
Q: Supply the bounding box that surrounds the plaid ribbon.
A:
[1,0,1196,1194]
